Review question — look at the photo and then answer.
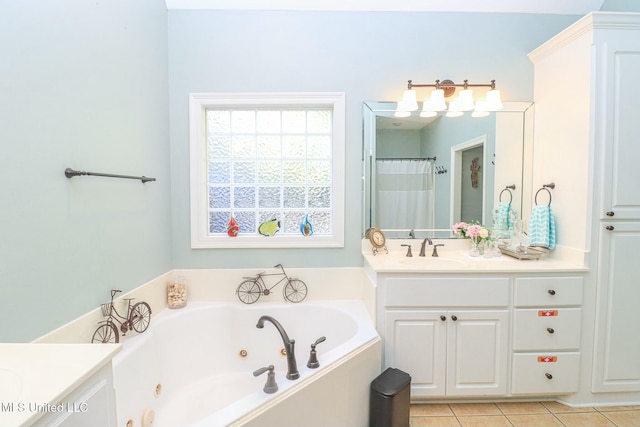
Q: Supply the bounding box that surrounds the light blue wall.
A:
[167,10,580,269]
[4,5,617,341]
[0,0,171,342]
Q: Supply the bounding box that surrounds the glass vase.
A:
[469,239,480,257]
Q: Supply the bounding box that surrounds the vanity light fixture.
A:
[395,79,503,118]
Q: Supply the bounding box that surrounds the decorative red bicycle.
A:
[236,264,308,304]
[91,289,152,343]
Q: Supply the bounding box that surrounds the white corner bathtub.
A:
[112,300,381,427]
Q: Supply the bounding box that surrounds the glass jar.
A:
[167,276,187,309]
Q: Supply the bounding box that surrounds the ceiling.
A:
[165,0,606,15]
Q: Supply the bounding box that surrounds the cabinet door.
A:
[385,310,447,397]
[446,310,509,396]
[599,38,640,219]
[593,223,640,392]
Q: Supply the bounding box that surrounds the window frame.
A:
[188,92,345,248]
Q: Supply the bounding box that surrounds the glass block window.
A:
[189,93,345,248]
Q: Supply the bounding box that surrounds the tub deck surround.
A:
[363,238,587,274]
[0,343,120,427]
[36,267,375,344]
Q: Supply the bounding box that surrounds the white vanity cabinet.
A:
[530,12,640,398]
[380,276,510,398]
[511,276,583,395]
[372,266,587,400]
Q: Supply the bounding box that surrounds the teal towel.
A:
[528,205,556,250]
[495,202,512,236]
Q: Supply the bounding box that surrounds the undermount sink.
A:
[399,256,467,267]
[0,368,23,400]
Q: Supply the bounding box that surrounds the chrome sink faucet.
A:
[419,238,433,257]
[256,315,299,380]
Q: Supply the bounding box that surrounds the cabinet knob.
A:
[547,328,555,334]
[606,211,615,217]
[440,315,446,321]
[548,289,556,296]
[545,373,553,380]
[451,315,458,321]
[605,225,615,231]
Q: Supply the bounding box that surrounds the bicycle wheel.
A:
[283,279,308,303]
[237,280,262,304]
[91,323,119,343]
[130,302,152,333]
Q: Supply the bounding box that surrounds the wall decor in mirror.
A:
[363,101,534,239]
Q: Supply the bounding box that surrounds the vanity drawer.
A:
[514,277,583,307]
[511,352,580,395]
[513,308,581,351]
[385,277,510,307]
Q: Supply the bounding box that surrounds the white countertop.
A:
[363,239,587,274]
[0,343,121,427]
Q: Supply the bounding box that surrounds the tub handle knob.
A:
[307,336,326,369]
[253,365,278,394]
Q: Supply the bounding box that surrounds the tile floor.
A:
[410,402,640,427]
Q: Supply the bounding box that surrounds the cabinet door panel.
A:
[601,47,640,219]
[593,223,640,392]
[385,310,446,397]
[446,310,509,396]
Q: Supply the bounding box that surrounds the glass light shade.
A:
[473,101,490,117]
[428,89,447,111]
[485,89,503,111]
[457,89,475,111]
[446,104,464,117]
[400,90,419,111]
[394,110,411,118]
[420,110,437,118]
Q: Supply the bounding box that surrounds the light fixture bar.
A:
[396,78,502,118]
[406,79,497,91]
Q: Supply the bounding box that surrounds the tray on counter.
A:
[498,245,546,260]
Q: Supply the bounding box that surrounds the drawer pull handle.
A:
[547,328,555,334]
[451,315,458,321]
[606,211,615,217]
[440,315,446,321]
[605,225,615,231]
[545,373,553,380]
[548,289,556,295]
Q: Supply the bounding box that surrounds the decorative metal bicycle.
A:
[236,264,308,304]
[91,289,152,343]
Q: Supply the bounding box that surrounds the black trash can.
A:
[369,367,411,427]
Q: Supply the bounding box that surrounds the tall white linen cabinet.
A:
[529,12,640,404]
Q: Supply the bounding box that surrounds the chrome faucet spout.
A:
[419,238,433,257]
[256,315,299,380]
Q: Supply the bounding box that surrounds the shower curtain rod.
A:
[377,156,436,161]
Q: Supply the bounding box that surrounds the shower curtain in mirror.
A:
[375,160,435,234]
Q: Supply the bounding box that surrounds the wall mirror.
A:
[362,101,534,238]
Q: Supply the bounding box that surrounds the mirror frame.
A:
[362,101,534,238]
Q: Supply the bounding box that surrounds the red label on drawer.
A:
[538,310,558,317]
[537,356,558,363]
